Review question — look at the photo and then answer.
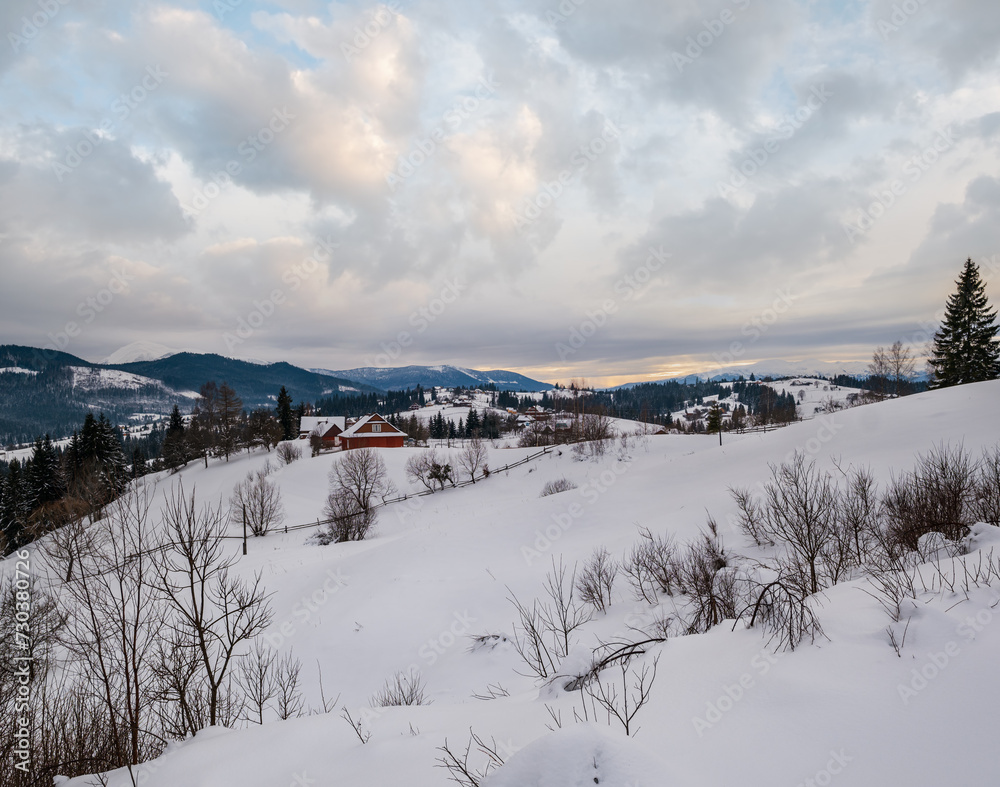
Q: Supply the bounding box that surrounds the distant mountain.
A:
[0,346,379,445]
[109,353,375,403]
[609,358,929,389]
[315,365,551,392]
[100,341,179,364]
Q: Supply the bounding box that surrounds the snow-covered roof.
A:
[299,416,346,435]
[339,413,406,438]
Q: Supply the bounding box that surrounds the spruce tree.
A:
[929,258,1000,387]
[162,405,187,470]
[276,386,295,441]
[26,435,65,510]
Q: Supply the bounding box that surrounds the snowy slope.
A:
[100,341,179,365]
[32,380,1000,787]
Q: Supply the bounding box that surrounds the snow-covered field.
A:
[18,380,999,786]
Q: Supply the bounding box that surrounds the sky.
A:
[0,0,998,387]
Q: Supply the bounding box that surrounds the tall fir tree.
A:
[161,404,188,470]
[276,386,295,441]
[1,459,29,552]
[929,258,1000,388]
[26,435,65,510]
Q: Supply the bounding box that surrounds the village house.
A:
[298,416,346,449]
[339,413,407,450]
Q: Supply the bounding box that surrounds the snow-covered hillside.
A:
[22,381,1000,786]
[100,341,178,365]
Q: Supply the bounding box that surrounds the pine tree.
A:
[96,414,128,493]
[26,435,65,510]
[929,258,1000,388]
[162,404,188,470]
[465,408,481,438]
[1,460,29,552]
[217,382,244,460]
[276,386,295,441]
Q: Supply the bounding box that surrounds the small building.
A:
[408,403,422,411]
[340,413,407,450]
[298,416,346,448]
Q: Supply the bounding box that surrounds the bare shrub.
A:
[975,445,1000,526]
[583,656,658,737]
[230,469,285,537]
[741,574,824,651]
[576,547,618,612]
[436,729,506,787]
[883,443,978,551]
[675,520,737,634]
[276,441,302,465]
[621,528,679,604]
[730,485,772,546]
[508,558,592,680]
[540,477,577,497]
[371,669,429,707]
[744,452,839,594]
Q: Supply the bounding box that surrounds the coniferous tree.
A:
[217,383,244,460]
[465,408,481,438]
[26,435,65,510]
[929,258,1000,387]
[1,459,29,552]
[276,386,295,441]
[161,405,187,470]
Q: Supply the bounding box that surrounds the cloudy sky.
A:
[1,0,998,386]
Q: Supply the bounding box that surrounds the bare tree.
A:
[405,451,437,493]
[229,469,285,537]
[457,438,488,484]
[51,484,164,768]
[330,448,395,518]
[867,346,891,401]
[156,484,273,728]
[276,442,302,465]
[887,340,916,397]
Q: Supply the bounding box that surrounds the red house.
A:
[339,413,407,450]
[298,416,346,448]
